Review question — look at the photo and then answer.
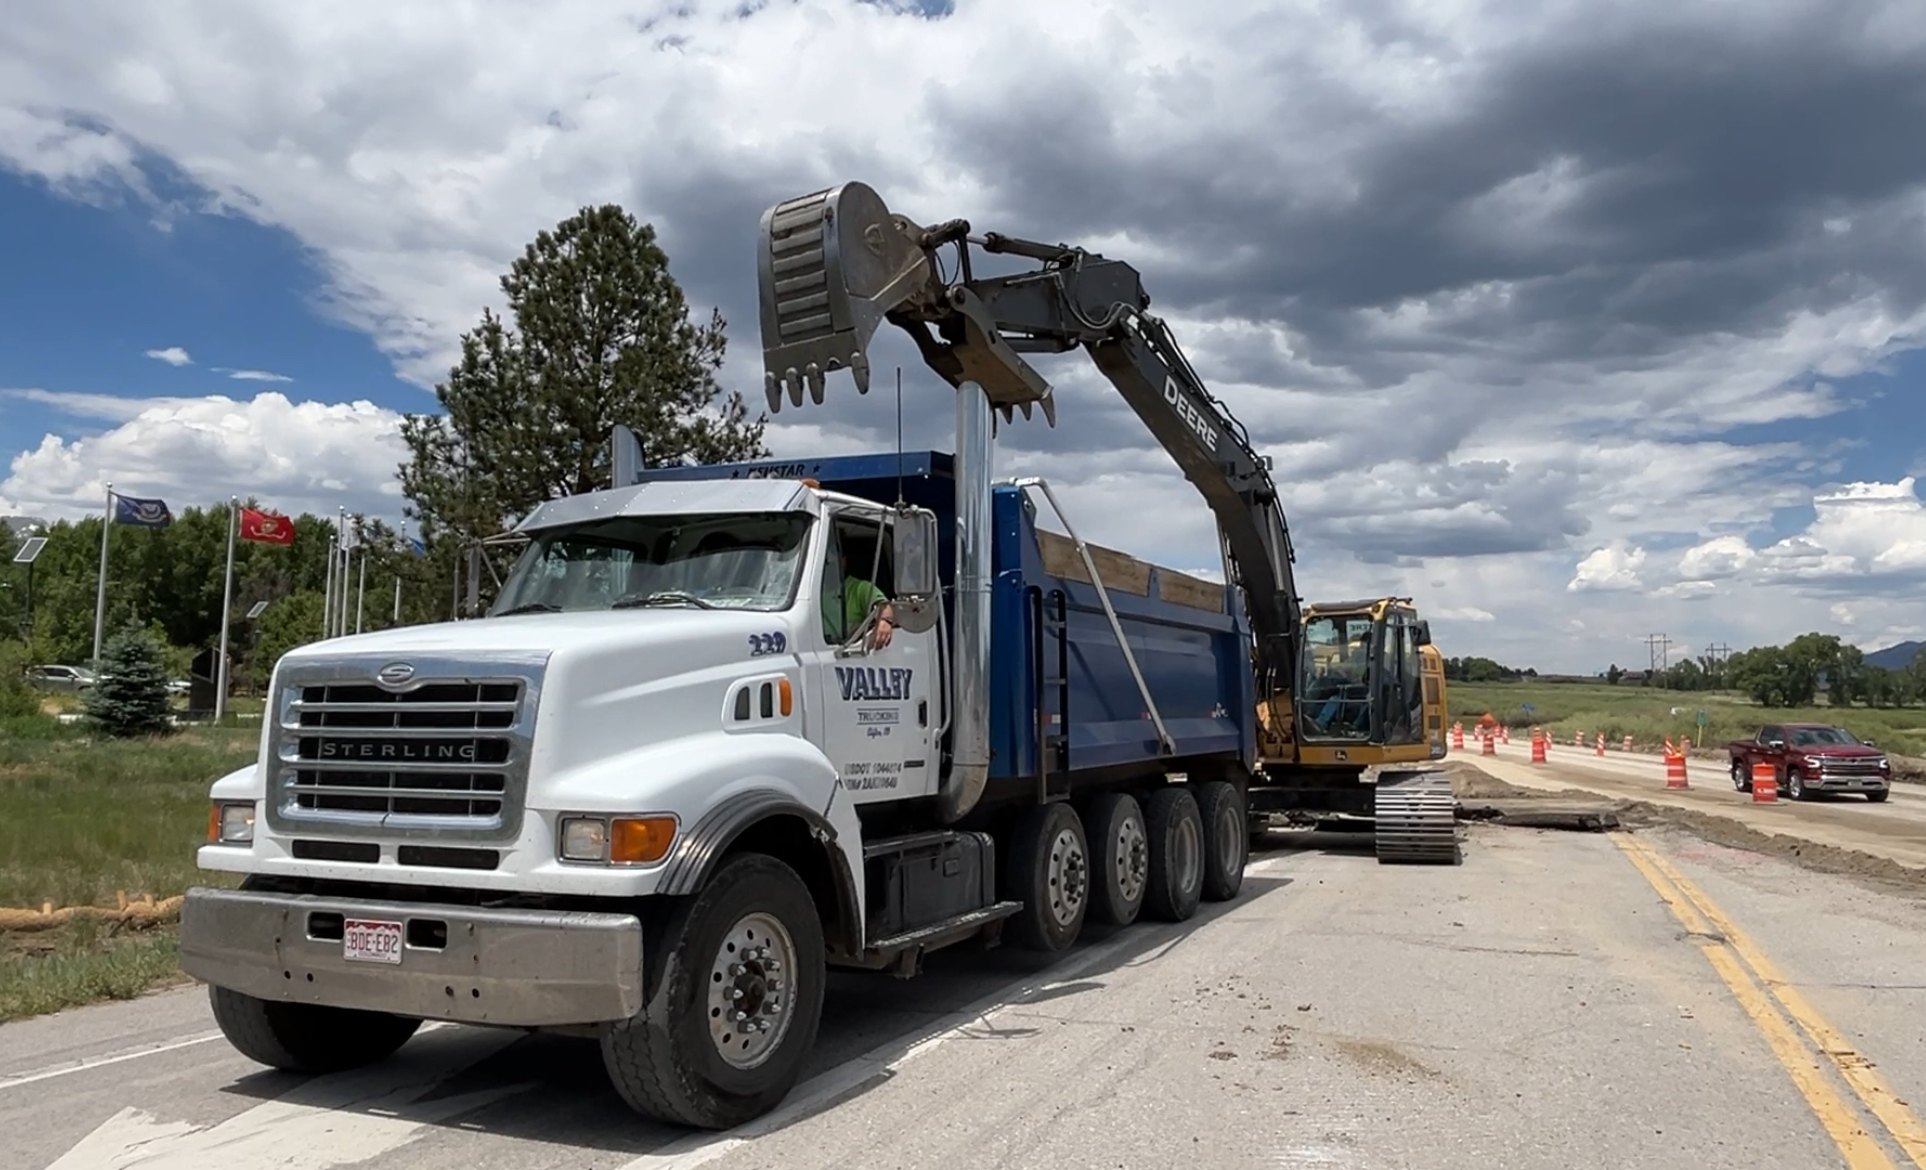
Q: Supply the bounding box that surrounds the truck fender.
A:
[656,785,867,956]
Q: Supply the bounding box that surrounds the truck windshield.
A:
[1790,727,1862,747]
[490,511,812,615]
[1300,613,1374,740]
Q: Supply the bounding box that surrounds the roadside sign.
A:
[12,536,46,564]
[246,600,270,620]
[1520,703,1536,714]
[1696,709,1708,728]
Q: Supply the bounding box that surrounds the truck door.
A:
[806,507,937,803]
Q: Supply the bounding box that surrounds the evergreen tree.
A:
[398,204,769,553]
[82,621,175,737]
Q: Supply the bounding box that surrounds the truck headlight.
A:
[208,802,255,844]
[558,814,677,865]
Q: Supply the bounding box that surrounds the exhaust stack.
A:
[940,379,993,823]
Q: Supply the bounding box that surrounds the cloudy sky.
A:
[3,0,1925,674]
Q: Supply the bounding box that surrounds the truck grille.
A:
[1814,757,1883,776]
[265,655,546,844]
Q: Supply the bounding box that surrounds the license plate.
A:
[343,918,404,964]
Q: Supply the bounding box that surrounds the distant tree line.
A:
[1442,656,1538,682]
[1605,632,1926,708]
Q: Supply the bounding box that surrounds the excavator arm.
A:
[756,181,1302,691]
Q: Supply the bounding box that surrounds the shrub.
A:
[81,622,175,737]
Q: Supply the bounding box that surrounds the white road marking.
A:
[0,1033,224,1092]
[623,854,1295,1170]
[42,1023,520,1169]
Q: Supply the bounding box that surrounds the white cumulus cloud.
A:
[143,346,192,366]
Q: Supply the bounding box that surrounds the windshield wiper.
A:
[611,590,717,610]
[493,602,563,616]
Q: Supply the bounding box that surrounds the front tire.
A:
[1142,786,1205,923]
[1731,761,1751,792]
[601,852,826,1130]
[1866,788,1890,803]
[1786,768,1806,801]
[1195,780,1246,903]
[1004,801,1091,951]
[208,986,421,1075]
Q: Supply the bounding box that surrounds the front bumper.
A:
[179,887,644,1027]
[1800,770,1890,792]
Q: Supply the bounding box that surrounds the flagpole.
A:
[91,481,113,667]
[355,547,367,634]
[215,496,238,723]
[322,517,337,639]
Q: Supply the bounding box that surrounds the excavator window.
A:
[1300,614,1374,741]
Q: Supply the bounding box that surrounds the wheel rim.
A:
[1732,764,1745,789]
[1174,813,1203,894]
[1115,813,1148,904]
[1046,826,1089,927]
[1214,802,1242,872]
[1789,773,1803,799]
[706,911,798,1070]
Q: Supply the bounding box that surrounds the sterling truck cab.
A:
[181,441,1261,1131]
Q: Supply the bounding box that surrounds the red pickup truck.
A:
[1726,723,1892,802]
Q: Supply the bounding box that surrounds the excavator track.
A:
[1373,767,1462,865]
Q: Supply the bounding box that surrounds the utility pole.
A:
[1644,633,1674,674]
[1703,642,1732,668]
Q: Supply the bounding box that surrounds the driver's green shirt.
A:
[824,576,887,641]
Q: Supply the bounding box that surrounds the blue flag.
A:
[407,537,427,556]
[112,493,174,528]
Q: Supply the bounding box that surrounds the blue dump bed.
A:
[635,450,1256,784]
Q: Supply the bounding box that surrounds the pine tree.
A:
[399,204,769,552]
[83,621,175,737]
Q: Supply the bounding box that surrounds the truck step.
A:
[865,901,1023,953]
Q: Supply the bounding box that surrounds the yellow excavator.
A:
[1249,595,1457,861]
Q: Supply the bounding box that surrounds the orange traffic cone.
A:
[1452,722,1465,750]
[1573,729,1584,747]
[1595,733,1605,757]
[1531,732,1548,764]
[1751,761,1778,803]
[1482,732,1495,757]
[1665,748,1688,789]
[1622,735,1633,752]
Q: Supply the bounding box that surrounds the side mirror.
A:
[1414,620,1433,647]
[1767,739,1786,751]
[883,505,940,637]
[1864,738,1877,747]
[892,506,938,599]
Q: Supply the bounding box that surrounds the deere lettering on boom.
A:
[759,180,1457,863]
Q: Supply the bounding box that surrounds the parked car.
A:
[23,664,96,692]
[1726,723,1891,802]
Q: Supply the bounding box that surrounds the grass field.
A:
[1446,681,1926,758]
[0,714,253,1020]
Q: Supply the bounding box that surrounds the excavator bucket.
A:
[756,181,932,413]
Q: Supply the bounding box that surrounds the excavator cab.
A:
[1284,598,1446,769]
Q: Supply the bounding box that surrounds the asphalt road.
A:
[8,816,1926,1169]
[1466,735,1926,870]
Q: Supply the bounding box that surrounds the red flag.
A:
[240,507,295,546]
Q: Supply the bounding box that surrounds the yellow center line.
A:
[1611,832,1896,1169]
[1631,836,1926,1166]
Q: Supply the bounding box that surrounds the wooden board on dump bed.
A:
[1036,529,1224,614]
